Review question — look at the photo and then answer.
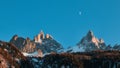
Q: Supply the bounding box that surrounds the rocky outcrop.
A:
[34,30,44,44]
[34,30,53,43]
[10,35,37,53]
[45,34,53,39]
[10,35,26,49]
[22,37,36,53]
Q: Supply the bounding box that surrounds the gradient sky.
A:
[0,0,120,48]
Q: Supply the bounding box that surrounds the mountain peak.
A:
[77,30,106,50]
[87,30,94,37]
[34,30,54,43]
[12,35,18,41]
[85,30,95,42]
[40,30,44,34]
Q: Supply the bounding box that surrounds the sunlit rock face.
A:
[22,37,36,53]
[34,30,44,44]
[45,34,53,39]
[34,30,53,44]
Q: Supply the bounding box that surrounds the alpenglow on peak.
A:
[34,30,53,43]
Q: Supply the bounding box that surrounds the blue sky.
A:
[0,0,120,48]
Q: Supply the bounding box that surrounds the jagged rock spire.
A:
[12,35,18,41]
[86,30,94,42]
[87,30,94,37]
[40,30,45,39]
[34,30,54,43]
[34,30,44,43]
[45,34,53,39]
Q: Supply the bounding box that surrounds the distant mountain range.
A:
[9,30,120,55]
[10,30,120,53]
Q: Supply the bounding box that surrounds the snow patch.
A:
[22,51,38,57]
[65,45,85,53]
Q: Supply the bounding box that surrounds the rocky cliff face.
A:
[10,30,63,54]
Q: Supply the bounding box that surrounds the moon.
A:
[79,11,82,15]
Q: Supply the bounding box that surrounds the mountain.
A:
[66,30,106,52]
[10,30,63,55]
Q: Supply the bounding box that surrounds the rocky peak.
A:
[87,30,94,37]
[80,30,98,44]
[78,30,106,50]
[45,34,53,39]
[39,30,45,39]
[34,30,44,43]
[12,35,18,41]
[34,30,54,43]
[99,38,104,43]
[86,30,95,42]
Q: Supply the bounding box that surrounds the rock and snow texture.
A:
[66,30,106,52]
[23,51,42,57]
[66,45,85,53]
[78,30,106,48]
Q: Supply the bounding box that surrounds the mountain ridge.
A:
[9,30,120,54]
